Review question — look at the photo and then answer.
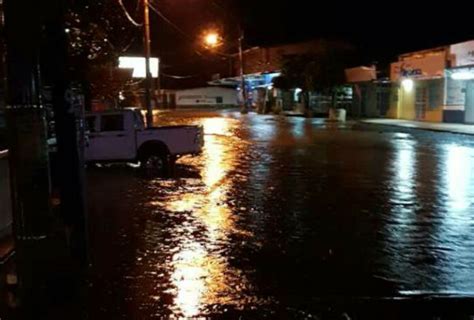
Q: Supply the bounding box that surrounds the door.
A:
[465,81,474,124]
[86,113,136,161]
[415,87,427,120]
[377,86,390,117]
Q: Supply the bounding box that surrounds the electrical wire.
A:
[120,36,137,53]
[148,2,205,57]
[117,0,143,27]
[148,2,189,39]
[147,1,241,67]
[148,1,242,58]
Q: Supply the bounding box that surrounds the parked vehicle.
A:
[85,109,204,175]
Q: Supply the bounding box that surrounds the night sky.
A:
[137,0,474,86]
[237,1,474,61]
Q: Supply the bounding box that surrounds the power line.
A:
[148,2,190,40]
[117,0,143,27]
[148,1,204,57]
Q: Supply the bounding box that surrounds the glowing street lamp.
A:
[200,28,248,114]
[204,32,220,48]
[202,30,223,50]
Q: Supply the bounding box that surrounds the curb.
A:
[359,121,474,136]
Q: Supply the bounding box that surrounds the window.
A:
[415,87,428,120]
[101,114,124,132]
[85,116,97,133]
[216,96,223,104]
[428,80,442,109]
[416,87,428,108]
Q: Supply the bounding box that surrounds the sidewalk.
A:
[362,119,474,136]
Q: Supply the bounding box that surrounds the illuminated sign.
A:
[118,56,159,78]
[400,65,422,77]
[390,52,445,81]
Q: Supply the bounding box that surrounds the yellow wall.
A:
[399,86,416,120]
[387,86,399,118]
[425,109,443,122]
[387,79,444,122]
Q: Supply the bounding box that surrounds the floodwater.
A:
[86,110,474,318]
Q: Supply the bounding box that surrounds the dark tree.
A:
[67,0,141,105]
[273,42,356,113]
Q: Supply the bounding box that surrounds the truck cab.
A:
[85,109,204,175]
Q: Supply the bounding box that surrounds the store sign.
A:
[118,56,159,78]
[450,40,474,67]
[390,53,445,81]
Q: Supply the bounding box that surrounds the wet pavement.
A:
[86,110,474,318]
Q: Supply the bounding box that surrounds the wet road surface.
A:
[86,110,474,318]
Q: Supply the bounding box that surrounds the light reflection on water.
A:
[160,117,251,317]
[385,137,419,289]
[436,144,474,292]
[445,145,473,211]
[393,138,417,203]
[385,138,474,294]
[87,112,474,318]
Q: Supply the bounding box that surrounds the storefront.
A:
[208,72,281,110]
[345,66,391,118]
[444,40,474,123]
[389,49,446,122]
[388,40,474,124]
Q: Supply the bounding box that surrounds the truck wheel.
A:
[140,151,170,177]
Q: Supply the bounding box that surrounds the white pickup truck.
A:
[84,109,204,175]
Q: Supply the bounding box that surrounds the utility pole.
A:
[4,0,52,310]
[143,0,154,127]
[238,27,248,114]
[42,0,88,266]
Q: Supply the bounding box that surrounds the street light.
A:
[201,29,248,114]
[204,32,220,48]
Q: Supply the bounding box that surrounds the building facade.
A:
[160,87,238,109]
[444,40,474,123]
[388,40,474,123]
[389,47,447,122]
[345,66,391,118]
[210,39,354,113]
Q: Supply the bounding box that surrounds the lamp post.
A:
[238,28,248,114]
[143,0,154,127]
[203,29,248,114]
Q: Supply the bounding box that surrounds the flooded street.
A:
[86,110,474,318]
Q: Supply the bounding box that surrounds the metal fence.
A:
[0,149,12,239]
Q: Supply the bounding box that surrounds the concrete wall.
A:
[0,150,12,238]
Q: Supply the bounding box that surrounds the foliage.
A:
[67,0,139,63]
[66,0,141,103]
[87,65,135,104]
[273,44,355,96]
